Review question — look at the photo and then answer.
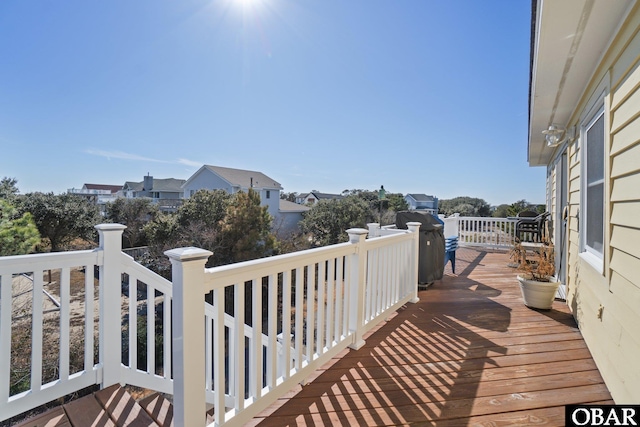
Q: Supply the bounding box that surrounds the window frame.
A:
[579,102,606,273]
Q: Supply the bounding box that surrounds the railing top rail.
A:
[203,241,355,290]
[0,249,99,274]
[457,216,518,222]
[120,253,173,295]
[364,229,413,249]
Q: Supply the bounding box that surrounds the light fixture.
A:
[542,124,566,147]
[542,124,576,148]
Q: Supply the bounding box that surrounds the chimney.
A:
[143,174,153,193]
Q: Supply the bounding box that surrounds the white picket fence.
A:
[0,222,422,426]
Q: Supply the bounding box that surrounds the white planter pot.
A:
[517,275,560,310]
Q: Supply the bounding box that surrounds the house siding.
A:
[557,6,640,403]
[183,169,233,198]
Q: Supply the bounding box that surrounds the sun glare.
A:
[237,0,261,7]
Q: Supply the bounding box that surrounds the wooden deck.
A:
[250,247,613,426]
[12,247,612,427]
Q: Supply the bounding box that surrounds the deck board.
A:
[252,247,612,427]
[11,247,611,427]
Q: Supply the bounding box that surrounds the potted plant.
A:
[510,239,560,310]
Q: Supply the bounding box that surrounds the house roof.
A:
[301,192,344,200]
[123,181,143,191]
[200,165,282,190]
[279,199,311,212]
[528,0,634,166]
[123,178,186,193]
[406,194,436,202]
[83,184,122,193]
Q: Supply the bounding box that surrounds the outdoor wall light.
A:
[542,124,575,148]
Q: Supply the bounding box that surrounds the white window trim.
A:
[579,86,607,275]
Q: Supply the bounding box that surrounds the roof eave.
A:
[527,0,633,166]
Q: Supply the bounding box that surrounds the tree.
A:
[300,196,370,246]
[280,192,297,202]
[106,198,159,248]
[176,189,230,229]
[505,199,546,217]
[492,204,510,218]
[439,196,492,217]
[17,192,102,252]
[0,177,19,200]
[219,189,276,264]
[386,193,409,212]
[0,199,40,255]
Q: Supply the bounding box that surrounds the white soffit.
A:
[528,0,634,166]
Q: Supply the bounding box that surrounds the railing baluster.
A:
[205,314,212,393]
[282,270,291,379]
[334,258,343,341]
[0,274,11,404]
[60,267,70,381]
[234,281,245,411]
[252,278,262,399]
[129,275,137,370]
[214,286,225,426]
[267,274,277,387]
[163,295,171,379]
[306,264,316,362]
[316,263,325,355]
[147,284,155,376]
[342,257,351,338]
[84,265,95,373]
[32,270,43,391]
[326,259,335,349]
[294,268,303,372]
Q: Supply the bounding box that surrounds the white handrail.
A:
[1,222,424,426]
[169,224,422,427]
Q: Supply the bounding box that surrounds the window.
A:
[582,108,605,259]
[266,190,271,199]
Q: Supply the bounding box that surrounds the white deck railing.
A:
[0,222,422,426]
[457,217,517,248]
[371,216,518,249]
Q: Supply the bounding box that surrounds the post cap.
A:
[95,223,127,231]
[165,247,213,262]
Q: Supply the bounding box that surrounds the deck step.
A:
[139,393,174,427]
[64,393,116,427]
[14,386,169,427]
[94,385,160,427]
[13,406,71,427]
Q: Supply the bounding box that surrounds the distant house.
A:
[296,192,344,206]
[182,165,283,218]
[67,183,122,215]
[404,194,438,214]
[275,199,311,237]
[121,174,186,212]
[68,183,122,204]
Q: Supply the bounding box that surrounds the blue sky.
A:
[0,0,544,206]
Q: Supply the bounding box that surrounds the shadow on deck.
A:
[250,247,612,426]
[12,248,611,427]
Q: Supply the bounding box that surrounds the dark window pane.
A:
[586,183,604,253]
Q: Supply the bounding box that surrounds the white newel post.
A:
[406,222,421,303]
[95,223,126,388]
[165,247,212,427]
[367,223,380,238]
[347,228,369,350]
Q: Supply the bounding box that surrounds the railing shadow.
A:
[255,249,512,426]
